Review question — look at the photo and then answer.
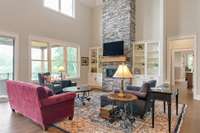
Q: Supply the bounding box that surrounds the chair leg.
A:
[42,125,48,131]
[69,116,73,120]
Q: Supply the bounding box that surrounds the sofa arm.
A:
[41,92,76,107]
[126,90,146,99]
[126,85,141,91]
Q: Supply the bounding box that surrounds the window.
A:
[31,41,48,80]
[67,47,78,78]
[44,0,74,17]
[50,46,79,78]
[51,46,64,77]
[31,40,80,81]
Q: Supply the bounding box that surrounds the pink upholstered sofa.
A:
[6,80,76,130]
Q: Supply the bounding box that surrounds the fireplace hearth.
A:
[106,68,117,78]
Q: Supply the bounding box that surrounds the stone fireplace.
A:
[102,0,136,91]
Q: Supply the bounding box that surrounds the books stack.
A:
[100,105,117,120]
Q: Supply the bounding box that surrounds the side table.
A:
[107,93,138,131]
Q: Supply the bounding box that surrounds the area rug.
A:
[50,91,187,133]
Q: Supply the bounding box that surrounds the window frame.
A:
[0,31,19,80]
[50,44,80,79]
[29,36,80,81]
[31,42,49,81]
[66,47,79,78]
[43,0,75,18]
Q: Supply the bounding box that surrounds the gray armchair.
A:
[100,80,157,118]
[125,80,157,118]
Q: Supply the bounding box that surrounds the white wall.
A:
[136,0,166,83]
[91,7,102,47]
[166,0,200,98]
[0,0,92,84]
[136,0,161,41]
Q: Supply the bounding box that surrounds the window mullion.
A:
[48,44,51,73]
[41,48,44,72]
[64,47,67,77]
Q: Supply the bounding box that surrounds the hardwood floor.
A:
[178,87,200,133]
[0,86,200,133]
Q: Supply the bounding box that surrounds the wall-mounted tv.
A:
[103,41,124,56]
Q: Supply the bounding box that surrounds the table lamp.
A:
[58,66,65,80]
[113,63,133,97]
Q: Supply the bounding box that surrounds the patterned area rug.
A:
[50,91,187,133]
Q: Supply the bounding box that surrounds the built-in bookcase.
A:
[133,41,160,86]
[88,47,102,89]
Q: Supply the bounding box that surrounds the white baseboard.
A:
[0,96,8,102]
[194,95,200,101]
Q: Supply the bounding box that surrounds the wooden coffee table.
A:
[63,85,92,105]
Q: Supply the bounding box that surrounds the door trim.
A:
[0,31,19,80]
[167,34,198,100]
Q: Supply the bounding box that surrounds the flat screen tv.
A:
[103,41,124,56]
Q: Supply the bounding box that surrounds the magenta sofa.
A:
[6,80,76,130]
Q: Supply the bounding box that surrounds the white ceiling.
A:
[79,0,103,8]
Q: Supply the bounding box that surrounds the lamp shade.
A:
[113,64,132,79]
[58,66,65,72]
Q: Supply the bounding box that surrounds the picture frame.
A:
[81,57,89,66]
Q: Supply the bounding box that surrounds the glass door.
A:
[133,43,145,86]
[134,43,145,75]
[0,36,14,98]
[146,42,159,76]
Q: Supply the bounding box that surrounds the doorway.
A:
[167,35,197,100]
[173,50,194,89]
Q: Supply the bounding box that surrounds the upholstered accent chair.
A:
[38,72,51,85]
[100,80,157,118]
[125,80,157,118]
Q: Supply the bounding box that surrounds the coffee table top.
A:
[107,93,138,102]
[63,85,91,93]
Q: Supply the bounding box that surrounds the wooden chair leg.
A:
[69,116,73,120]
[42,125,48,131]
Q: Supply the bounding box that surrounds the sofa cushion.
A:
[126,85,141,91]
[125,90,146,98]
[140,83,150,93]
[147,80,157,88]
[61,80,72,88]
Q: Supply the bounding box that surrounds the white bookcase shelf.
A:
[132,41,161,86]
[88,47,102,89]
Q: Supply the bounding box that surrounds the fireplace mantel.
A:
[101,56,127,63]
